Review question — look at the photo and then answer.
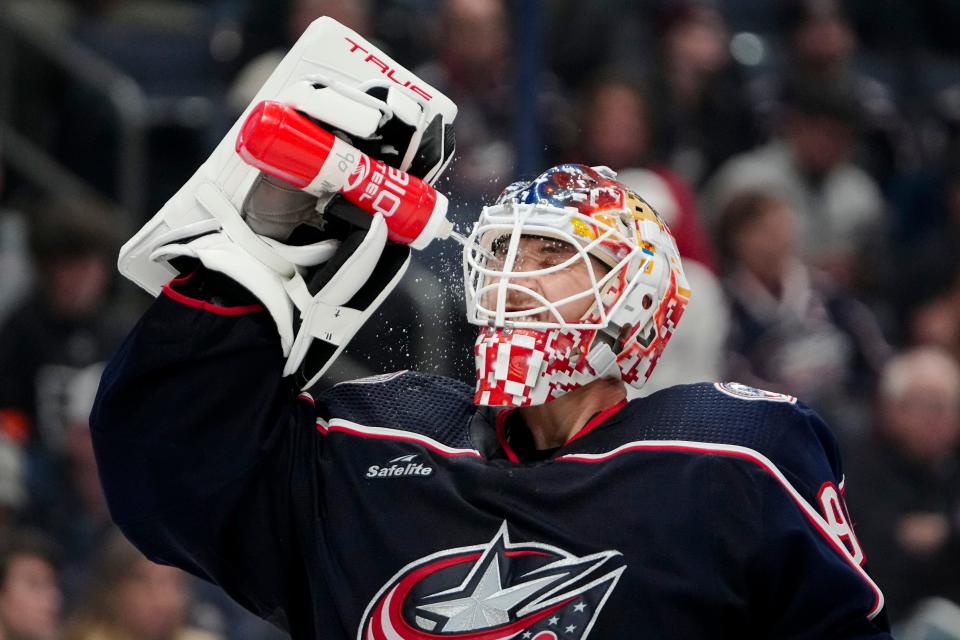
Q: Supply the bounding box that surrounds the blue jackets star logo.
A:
[358,522,625,639]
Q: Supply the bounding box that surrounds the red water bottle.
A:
[236,100,453,250]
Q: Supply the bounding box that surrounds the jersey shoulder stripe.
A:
[614,382,844,489]
[559,438,884,620]
[316,417,482,459]
[315,371,476,450]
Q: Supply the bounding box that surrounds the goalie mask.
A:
[463,164,691,407]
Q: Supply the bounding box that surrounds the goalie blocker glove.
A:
[117,17,457,389]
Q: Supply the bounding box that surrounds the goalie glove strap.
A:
[196,182,298,279]
[152,210,402,390]
[282,213,391,380]
[151,232,301,353]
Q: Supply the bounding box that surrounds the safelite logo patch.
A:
[367,454,434,478]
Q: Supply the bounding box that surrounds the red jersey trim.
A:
[317,418,482,459]
[162,274,265,316]
[564,398,628,446]
[493,398,628,462]
[558,440,884,620]
[494,409,520,463]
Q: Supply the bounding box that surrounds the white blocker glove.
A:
[118,16,456,388]
[119,15,456,295]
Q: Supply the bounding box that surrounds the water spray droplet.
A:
[446,229,493,260]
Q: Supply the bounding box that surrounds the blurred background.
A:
[2,0,960,637]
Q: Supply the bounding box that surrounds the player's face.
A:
[485,235,607,324]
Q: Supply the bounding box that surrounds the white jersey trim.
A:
[317,417,482,459]
[558,439,884,620]
[333,370,409,387]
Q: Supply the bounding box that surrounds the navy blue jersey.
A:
[91,280,892,639]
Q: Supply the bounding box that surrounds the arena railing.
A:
[0,5,146,224]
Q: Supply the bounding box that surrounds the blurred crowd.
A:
[2,0,960,637]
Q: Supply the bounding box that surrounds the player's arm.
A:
[91,271,317,628]
[746,401,893,638]
[91,18,456,630]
